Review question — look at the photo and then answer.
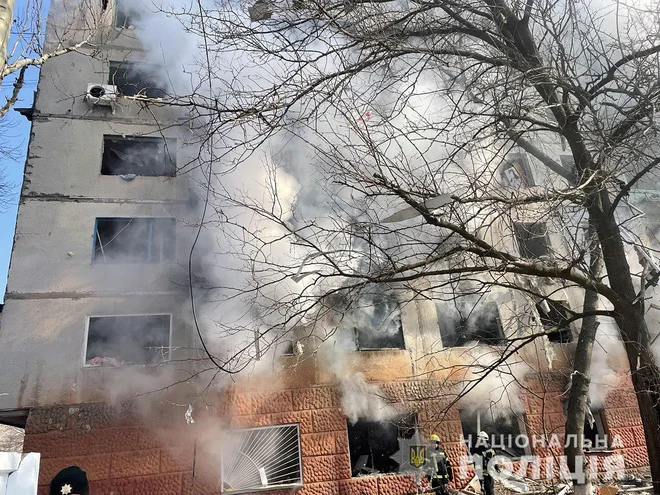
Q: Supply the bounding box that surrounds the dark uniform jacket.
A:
[430,449,453,482]
[471,444,496,478]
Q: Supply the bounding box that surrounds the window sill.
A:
[83,361,168,369]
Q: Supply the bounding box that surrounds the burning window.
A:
[109,61,166,98]
[352,292,405,350]
[347,414,417,476]
[536,299,573,343]
[513,222,551,259]
[460,409,527,458]
[221,424,302,492]
[102,135,176,176]
[114,0,139,28]
[499,154,535,188]
[436,300,503,347]
[93,217,175,263]
[85,314,170,367]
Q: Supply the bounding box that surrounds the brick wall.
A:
[23,374,648,495]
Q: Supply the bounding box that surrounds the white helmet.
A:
[477,431,489,441]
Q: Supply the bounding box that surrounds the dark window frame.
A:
[513,222,551,259]
[437,300,504,348]
[347,413,417,477]
[84,313,172,367]
[500,154,535,188]
[102,134,177,177]
[583,409,610,451]
[114,0,137,28]
[108,61,167,98]
[353,293,405,351]
[536,299,573,343]
[459,409,529,459]
[92,217,176,264]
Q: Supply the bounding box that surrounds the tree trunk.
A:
[0,0,15,76]
[590,190,660,491]
[565,221,603,493]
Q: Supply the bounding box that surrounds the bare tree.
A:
[120,0,660,488]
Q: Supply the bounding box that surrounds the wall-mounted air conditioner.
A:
[84,83,117,107]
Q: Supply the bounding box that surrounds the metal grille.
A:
[221,424,302,493]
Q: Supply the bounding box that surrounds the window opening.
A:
[114,0,139,28]
[500,155,535,188]
[348,414,417,477]
[536,299,573,343]
[513,222,551,259]
[352,292,405,350]
[102,135,176,176]
[109,61,166,98]
[460,409,526,458]
[437,300,503,347]
[93,217,175,263]
[583,409,609,450]
[221,424,302,492]
[85,314,170,367]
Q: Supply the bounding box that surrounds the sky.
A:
[0,0,47,303]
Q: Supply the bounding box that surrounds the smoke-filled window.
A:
[102,135,176,176]
[436,300,503,347]
[499,154,535,188]
[513,222,551,259]
[347,414,417,476]
[221,424,302,492]
[459,409,527,458]
[109,61,167,98]
[114,0,139,28]
[85,314,170,366]
[536,299,573,343]
[93,217,176,263]
[352,292,405,350]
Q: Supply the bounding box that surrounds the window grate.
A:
[221,424,302,493]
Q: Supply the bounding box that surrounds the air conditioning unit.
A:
[84,83,117,107]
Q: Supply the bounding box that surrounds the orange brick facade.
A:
[25,372,648,495]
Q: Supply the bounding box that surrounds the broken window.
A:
[85,314,170,366]
[352,292,405,350]
[102,135,176,176]
[93,217,175,263]
[348,414,417,477]
[114,0,139,28]
[513,222,551,259]
[536,299,573,343]
[436,300,503,347]
[500,154,535,188]
[221,424,302,492]
[460,409,527,458]
[109,61,167,98]
[583,409,609,450]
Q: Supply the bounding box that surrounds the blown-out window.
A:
[221,424,302,492]
[114,0,138,28]
[109,61,166,98]
[85,314,170,367]
[352,292,405,350]
[513,222,551,259]
[500,154,534,188]
[436,300,503,347]
[536,299,573,343]
[460,409,527,458]
[93,217,175,263]
[102,135,176,176]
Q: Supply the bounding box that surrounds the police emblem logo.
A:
[409,444,427,468]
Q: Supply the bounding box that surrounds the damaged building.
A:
[0,0,656,494]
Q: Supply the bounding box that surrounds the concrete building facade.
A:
[0,1,653,494]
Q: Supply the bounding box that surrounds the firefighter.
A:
[49,466,89,495]
[428,434,453,495]
[471,431,497,495]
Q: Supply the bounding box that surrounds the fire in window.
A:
[347,414,417,476]
[109,61,166,98]
[536,299,573,343]
[93,217,176,263]
[436,300,503,347]
[85,314,171,367]
[459,409,527,458]
[221,424,302,492]
[102,135,176,177]
[352,291,405,350]
[499,155,535,188]
[513,222,551,259]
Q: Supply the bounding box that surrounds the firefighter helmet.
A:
[429,434,440,442]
